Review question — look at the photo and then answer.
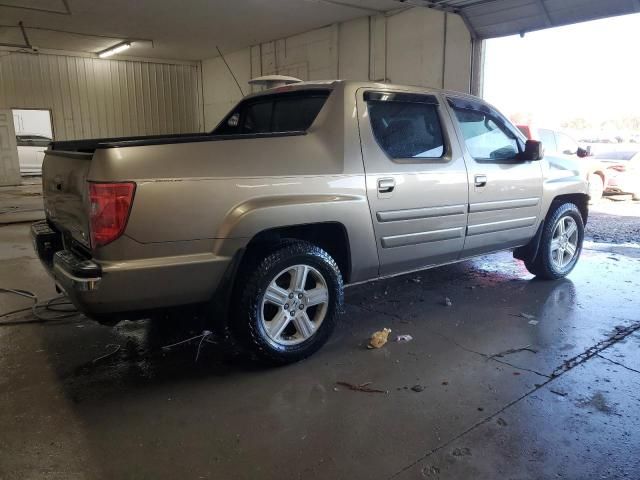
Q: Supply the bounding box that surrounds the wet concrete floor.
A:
[1,223,639,479]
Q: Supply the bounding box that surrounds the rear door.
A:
[445,96,543,257]
[357,89,469,276]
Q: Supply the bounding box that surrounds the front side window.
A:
[367,97,445,159]
[213,90,330,136]
[451,106,519,161]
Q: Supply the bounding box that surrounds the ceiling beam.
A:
[458,8,479,40]
[394,1,480,38]
[535,0,553,27]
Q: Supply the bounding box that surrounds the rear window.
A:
[213,90,330,136]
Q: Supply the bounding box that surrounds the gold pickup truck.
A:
[32,80,589,363]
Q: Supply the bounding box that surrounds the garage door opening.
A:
[12,109,53,176]
[483,13,640,245]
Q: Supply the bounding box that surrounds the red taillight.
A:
[88,182,136,247]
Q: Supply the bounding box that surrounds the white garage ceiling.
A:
[0,0,400,60]
[0,0,638,60]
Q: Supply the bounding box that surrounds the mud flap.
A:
[513,222,544,263]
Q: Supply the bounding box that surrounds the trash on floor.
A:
[368,327,391,349]
[91,344,121,363]
[528,319,539,326]
[396,334,413,343]
[511,312,536,320]
[335,381,388,394]
[411,384,424,392]
[443,297,452,307]
[550,389,569,397]
[161,329,214,361]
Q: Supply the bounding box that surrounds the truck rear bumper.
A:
[31,220,235,318]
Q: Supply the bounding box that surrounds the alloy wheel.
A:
[259,264,329,346]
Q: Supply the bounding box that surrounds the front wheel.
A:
[524,203,584,280]
[234,241,343,365]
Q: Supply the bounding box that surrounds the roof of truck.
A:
[245,79,480,102]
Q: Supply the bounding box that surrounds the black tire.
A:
[233,241,343,365]
[524,203,584,280]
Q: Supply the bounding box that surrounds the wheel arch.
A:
[514,193,588,263]
[242,222,352,283]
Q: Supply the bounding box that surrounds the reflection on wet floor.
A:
[1,223,639,479]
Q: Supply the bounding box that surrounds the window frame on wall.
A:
[11,108,54,142]
[363,91,450,164]
[446,96,526,163]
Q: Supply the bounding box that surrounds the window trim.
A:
[446,96,525,163]
[364,90,450,164]
[364,91,439,105]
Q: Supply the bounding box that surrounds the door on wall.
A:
[0,110,21,186]
[12,109,54,176]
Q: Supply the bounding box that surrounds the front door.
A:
[445,96,543,257]
[357,89,469,276]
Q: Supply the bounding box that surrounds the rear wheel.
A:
[233,241,343,364]
[524,203,584,280]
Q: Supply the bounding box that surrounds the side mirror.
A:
[520,139,544,161]
[576,147,588,158]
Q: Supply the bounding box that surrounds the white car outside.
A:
[17,134,51,175]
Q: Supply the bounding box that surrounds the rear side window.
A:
[366,95,445,159]
[213,90,330,136]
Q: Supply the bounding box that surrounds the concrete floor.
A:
[1,222,639,480]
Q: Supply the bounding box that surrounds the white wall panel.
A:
[202,48,251,131]
[386,8,445,88]
[444,13,472,93]
[338,17,369,80]
[0,52,201,141]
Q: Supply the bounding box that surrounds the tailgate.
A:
[42,150,93,247]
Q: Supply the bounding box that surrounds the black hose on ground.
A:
[0,288,80,323]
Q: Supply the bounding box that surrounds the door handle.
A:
[474,175,487,188]
[378,178,395,193]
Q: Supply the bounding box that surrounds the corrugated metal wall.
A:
[0,52,202,140]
